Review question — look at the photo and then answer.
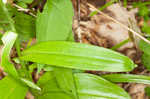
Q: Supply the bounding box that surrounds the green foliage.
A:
[141,53,150,71]
[0,1,16,31]
[133,1,150,34]
[1,0,150,99]
[33,72,131,99]
[0,30,40,98]
[0,76,28,99]
[36,0,78,99]
[142,22,150,34]
[123,0,127,7]
[20,41,136,72]
[139,38,150,71]
[33,72,73,99]
[145,87,150,97]
[75,73,131,99]
[0,2,36,42]
[13,12,36,41]
[20,78,41,91]
[15,0,33,8]
[102,74,150,84]
[1,31,19,78]
[36,0,73,42]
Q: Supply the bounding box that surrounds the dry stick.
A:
[77,0,82,43]
[87,3,150,45]
[12,4,37,17]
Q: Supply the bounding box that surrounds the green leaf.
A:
[139,39,150,54]
[53,67,77,98]
[34,72,131,99]
[75,73,131,99]
[20,41,136,72]
[138,6,149,17]
[36,0,73,42]
[139,39,150,70]
[20,78,41,91]
[141,53,150,71]
[1,31,18,78]
[145,87,150,97]
[142,22,150,34]
[102,74,150,84]
[13,12,36,41]
[0,0,35,41]
[0,0,16,31]
[36,0,77,98]
[16,2,28,9]
[33,72,72,99]
[0,76,28,99]
[18,0,33,4]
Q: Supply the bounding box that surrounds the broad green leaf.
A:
[20,41,136,72]
[52,30,78,99]
[1,31,18,78]
[34,72,131,99]
[102,74,150,84]
[75,73,131,99]
[0,76,28,99]
[36,0,73,42]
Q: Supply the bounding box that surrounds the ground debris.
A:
[78,0,150,99]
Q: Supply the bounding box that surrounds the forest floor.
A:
[72,0,150,99]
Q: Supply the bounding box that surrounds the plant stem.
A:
[111,38,130,50]
[123,0,127,8]
[89,0,118,17]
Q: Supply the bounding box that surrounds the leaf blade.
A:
[36,0,73,42]
[75,73,131,99]
[1,31,18,78]
[34,72,131,99]
[0,76,28,99]
[102,74,150,84]
[20,41,136,72]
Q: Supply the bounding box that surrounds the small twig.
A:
[87,3,150,45]
[77,0,82,43]
[12,4,37,17]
